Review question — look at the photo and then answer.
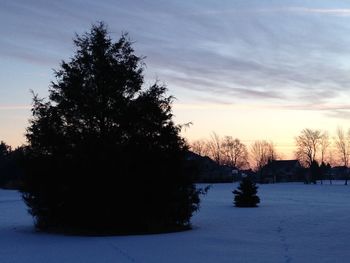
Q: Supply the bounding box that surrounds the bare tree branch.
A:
[295,129,321,167]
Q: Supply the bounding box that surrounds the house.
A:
[233,168,256,182]
[262,160,303,183]
[329,166,350,180]
[186,151,234,183]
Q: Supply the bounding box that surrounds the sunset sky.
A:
[1,0,350,158]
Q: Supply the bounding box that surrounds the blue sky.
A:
[1,0,350,157]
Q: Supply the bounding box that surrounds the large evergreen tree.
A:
[21,22,200,234]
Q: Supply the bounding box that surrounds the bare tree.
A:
[207,132,222,164]
[328,150,336,167]
[190,139,208,156]
[334,127,349,167]
[250,140,277,172]
[295,128,322,167]
[334,127,350,185]
[320,131,330,164]
[221,136,249,169]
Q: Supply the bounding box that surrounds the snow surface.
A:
[1,183,350,263]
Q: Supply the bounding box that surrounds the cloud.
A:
[0,105,31,110]
[287,7,350,16]
[173,101,350,122]
[1,0,350,120]
[174,102,350,111]
[325,110,350,119]
[127,2,350,109]
[186,6,350,17]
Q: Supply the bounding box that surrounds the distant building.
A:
[235,168,256,182]
[329,166,350,180]
[262,160,303,183]
[186,151,234,183]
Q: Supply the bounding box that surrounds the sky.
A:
[1,0,350,158]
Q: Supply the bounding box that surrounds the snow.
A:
[1,183,350,263]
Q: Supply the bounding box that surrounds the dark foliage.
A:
[20,22,200,234]
[0,142,24,189]
[233,177,260,207]
[0,141,12,187]
[309,160,320,184]
[185,151,233,183]
[324,163,332,184]
[319,162,330,185]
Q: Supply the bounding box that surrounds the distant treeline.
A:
[190,128,350,170]
[0,141,25,189]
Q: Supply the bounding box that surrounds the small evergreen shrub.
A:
[233,177,260,207]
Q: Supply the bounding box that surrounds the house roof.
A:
[265,160,301,170]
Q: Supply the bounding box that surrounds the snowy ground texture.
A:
[1,182,350,263]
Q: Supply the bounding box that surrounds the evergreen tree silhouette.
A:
[233,177,260,207]
[309,160,320,184]
[21,22,200,234]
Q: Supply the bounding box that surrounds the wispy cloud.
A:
[0,105,31,110]
[174,102,350,121]
[326,110,350,119]
[184,6,350,17]
[287,7,350,16]
[1,0,350,119]
[174,102,350,111]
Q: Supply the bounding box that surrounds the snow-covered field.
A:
[1,182,350,263]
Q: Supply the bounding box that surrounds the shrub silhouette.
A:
[233,177,260,207]
[20,22,200,234]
